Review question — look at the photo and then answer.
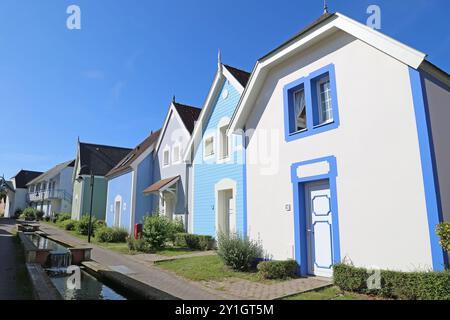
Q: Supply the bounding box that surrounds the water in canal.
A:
[50,269,127,300]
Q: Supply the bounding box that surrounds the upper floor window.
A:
[293,86,307,132]
[204,136,215,158]
[172,144,181,164]
[284,64,339,142]
[163,148,170,167]
[218,124,230,160]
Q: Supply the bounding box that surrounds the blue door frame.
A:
[291,156,341,276]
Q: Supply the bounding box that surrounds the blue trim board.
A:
[283,64,340,142]
[291,156,341,276]
[409,67,446,271]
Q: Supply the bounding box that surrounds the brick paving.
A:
[202,277,332,300]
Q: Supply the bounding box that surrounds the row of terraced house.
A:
[3,12,449,277]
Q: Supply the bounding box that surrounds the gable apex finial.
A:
[323,0,329,14]
[218,48,222,70]
[172,95,176,104]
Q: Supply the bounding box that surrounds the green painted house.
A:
[71,141,132,221]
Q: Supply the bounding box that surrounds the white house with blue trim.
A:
[229,12,450,277]
[105,130,160,234]
[184,58,250,237]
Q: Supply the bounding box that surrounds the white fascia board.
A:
[183,69,224,162]
[155,103,191,156]
[229,12,427,133]
[334,13,426,69]
[154,105,175,155]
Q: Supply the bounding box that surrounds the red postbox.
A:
[134,223,142,240]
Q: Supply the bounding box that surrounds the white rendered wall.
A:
[245,31,433,271]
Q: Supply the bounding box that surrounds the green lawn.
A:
[42,221,202,257]
[284,286,373,300]
[157,255,270,282]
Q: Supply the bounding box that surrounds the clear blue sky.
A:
[0,0,449,178]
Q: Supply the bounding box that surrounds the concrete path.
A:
[39,223,231,300]
[0,219,32,300]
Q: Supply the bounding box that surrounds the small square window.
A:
[284,64,339,142]
[163,149,170,166]
[204,136,214,158]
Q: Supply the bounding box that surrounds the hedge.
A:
[175,233,215,251]
[96,227,128,243]
[333,263,450,300]
[257,260,298,279]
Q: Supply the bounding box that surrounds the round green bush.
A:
[76,215,98,236]
[127,237,150,253]
[217,233,263,271]
[56,213,72,223]
[142,215,173,250]
[61,219,77,231]
[20,208,37,221]
[437,222,450,253]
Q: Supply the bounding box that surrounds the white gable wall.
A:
[245,30,433,271]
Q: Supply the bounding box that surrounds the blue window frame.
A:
[283,64,340,142]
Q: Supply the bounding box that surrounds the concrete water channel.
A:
[19,229,134,300]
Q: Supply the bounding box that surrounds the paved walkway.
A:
[39,223,231,300]
[0,219,32,300]
[202,277,332,300]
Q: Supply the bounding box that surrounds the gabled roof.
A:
[183,63,251,162]
[77,142,133,176]
[223,64,251,88]
[27,160,75,186]
[229,12,429,133]
[154,100,201,154]
[11,170,43,189]
[106,130,161,178]
[173,103,202,134]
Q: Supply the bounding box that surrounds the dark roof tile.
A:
[78,143,133,176]
[106,130,161,178]
[173,103,201,134]
[223,64,251,87]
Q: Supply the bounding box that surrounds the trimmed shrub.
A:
[437,222,450,253]
[56,213,72,223]
[76,215,98,236]
[96,227,128,243]
[95,220,107,229]
[168,218,185,241]
[61,219,77,231]
[44,216,51,222]
[142,215,173,250]
[333,263,450,300]
[257,260,299,279]
[14,209,23,219]
[127,237,150,253]
[20,208,37,221]
[217,233,264,271]
[185,234,215,251]
[35,210,45,221]
[174,233,188,247]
